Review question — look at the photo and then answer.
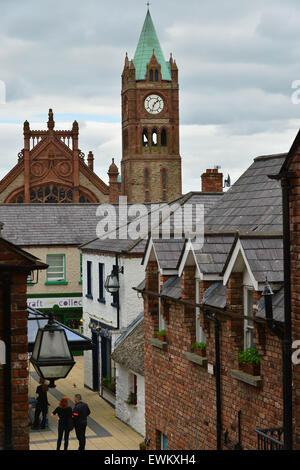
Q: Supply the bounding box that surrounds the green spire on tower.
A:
[133,10,172,81]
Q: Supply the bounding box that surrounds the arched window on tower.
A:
[155,69,159,82]
[144,168,151,203]
[161,168,168,202]
[123,129,128,154]
[149,70,154,82]
[142,129,149,147]
[152,129,158,147]
[161,129,167,147]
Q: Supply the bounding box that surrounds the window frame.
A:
[98,262,105,303]
[195,278,206,344]
[86,260,93,299]
[243,286,254,350]
[45,254,68,285]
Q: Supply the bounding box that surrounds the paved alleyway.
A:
[29,356,142,451]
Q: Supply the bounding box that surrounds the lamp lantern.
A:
[30,312,75,388]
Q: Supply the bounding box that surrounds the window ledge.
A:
[230,369,262,387]
[184,351,208,367]
[148,337,167,351]
[45,281,68,286]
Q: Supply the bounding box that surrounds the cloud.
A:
[0,0,300,193]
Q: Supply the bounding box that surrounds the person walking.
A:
[72,394,90,451]
[51,396,73,451]
[33,378,49,429]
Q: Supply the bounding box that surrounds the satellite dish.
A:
[224,174,231,188]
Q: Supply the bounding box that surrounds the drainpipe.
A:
[115,255,120,330]
[203,309,222,450]
[2,270,13,450]
[281,176,293,450]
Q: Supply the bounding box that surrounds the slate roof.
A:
[204,154,285,232]
[161,276,181,299]
[202,282,226,310]
[239,236,283,283]
[81,192,222,255]
[194,233,236,275]
[0,204,102,246]
[151,239,186,270]
[111,313,144,376]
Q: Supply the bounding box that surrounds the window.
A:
[86,261,93,299]
[244,287,254,350]
[27,271,34,285]
[160,433,168,450]
[149,69,154,81]
[161,129,167,147]
[98,263,105,303]
[142,129,149,147]
[144,168,150,203]
[161,168,168,202]
[79,253,82,284]
[155,69,159,82]
[46,254,66,284]
[152,130,158,147]
[195,279,206,344]
[158,275,165,331]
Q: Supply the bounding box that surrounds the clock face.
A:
[144,94,164,114]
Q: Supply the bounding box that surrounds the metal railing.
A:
[255,427,284,450]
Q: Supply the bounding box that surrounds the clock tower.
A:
[121,9,182,204]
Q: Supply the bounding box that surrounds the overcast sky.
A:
[1,0,300,192]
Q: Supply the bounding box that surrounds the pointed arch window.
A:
[161,168,168,202]
[149,70,154,82]
[142,129,149,147]
[161,129,167,147]
[152,129,158,147]
[144,168,151,203]
[155,69,159,82]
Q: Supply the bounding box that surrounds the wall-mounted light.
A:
[104,265,124,294]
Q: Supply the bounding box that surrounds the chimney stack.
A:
[201,167,223,193]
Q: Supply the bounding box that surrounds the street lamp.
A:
[104,265,123,294]
[262,278,274,326]
[30,312,75,388]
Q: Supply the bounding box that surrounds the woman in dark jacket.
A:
[33,378,49,429]
[51,396,73,451]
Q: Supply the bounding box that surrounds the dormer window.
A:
[155,69,158,81]
[149,70,154,81]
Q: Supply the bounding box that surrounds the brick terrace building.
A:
[0,223,46,450]
[137,149,300,450]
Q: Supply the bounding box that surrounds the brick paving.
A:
[29,356,142,451]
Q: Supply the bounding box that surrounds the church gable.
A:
[0,109,110,204]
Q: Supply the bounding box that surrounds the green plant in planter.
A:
[127,392,137,405]
[191,341,206,351]
[238,347,260,365]
[156,329,166,339]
